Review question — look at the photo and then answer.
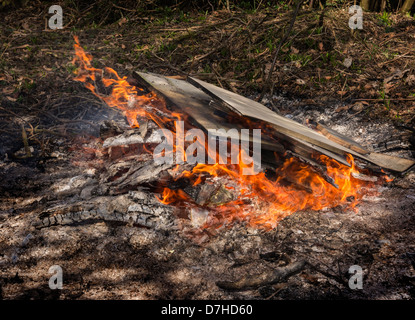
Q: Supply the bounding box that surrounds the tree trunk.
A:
[361,0,372,10]
[400,0,415,13]
[309,0,314,9]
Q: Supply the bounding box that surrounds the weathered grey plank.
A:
[187,76,415,172]
[133,71,283,153]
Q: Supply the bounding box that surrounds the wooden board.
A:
[187,76,360,155]
[134,72,343,188]
[315,122,369,155]
[187,76,415,172]
[134,72,355,167]
[133,71,283,153]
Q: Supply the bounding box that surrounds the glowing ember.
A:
[72,36,381,231]
[158,153,378,230]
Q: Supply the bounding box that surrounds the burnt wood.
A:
[187,76,415,173]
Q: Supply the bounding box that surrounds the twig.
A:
[21,124,32,158]
[112,3,136,12]
[216,260,306,291]
[378,51,413,67]
[353,98,415,101]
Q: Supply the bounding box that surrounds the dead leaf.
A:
[6,96,17,102]
[2,87,14,95]
[22,21,31,31]
[264,63,272,75]
[337,90,347,95]
[335,105,351,112]
[118,17,128,27]
[383,82,394,94]
[295,78,305,85]
[384,68,409,84]
[406,74,415,86]
[318,42,324,51]
[291,46,299,54]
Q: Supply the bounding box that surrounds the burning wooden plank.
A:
[133,71,340,189]
[187,76,415,173]
[132,71,282,154]
[133,71,414,176]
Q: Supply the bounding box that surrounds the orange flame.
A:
[72,36,174,128]
[159,152,377,230]
[72,37,381,231]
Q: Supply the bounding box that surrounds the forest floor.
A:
[0,3,415,300]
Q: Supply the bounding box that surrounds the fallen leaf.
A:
[295,78,305,85]
[318,42,324,51]
[22,21,31,31]
[406,74,415,85]
[383,82,394,94]
[384,68,409,84]
[2,87,14,95]
[118,17,128,26]
[335,105,351,112]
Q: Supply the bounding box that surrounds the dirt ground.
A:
[0,2,415,300]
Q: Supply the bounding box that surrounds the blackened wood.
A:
[187,76,415,172]
[34,192,175,230]
[216,260,306,291]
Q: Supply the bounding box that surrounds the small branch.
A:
[352,98,415,102]
[216,260,306,291]
[21,124,32,158]
[112,3,136,12]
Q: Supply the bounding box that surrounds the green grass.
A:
[286,53,312,67]
[377,11,392,26]
[379,89,391,110]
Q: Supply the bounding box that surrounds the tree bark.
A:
[360,0,372,10]
[400,0,415,13]
[381,0,387,11]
